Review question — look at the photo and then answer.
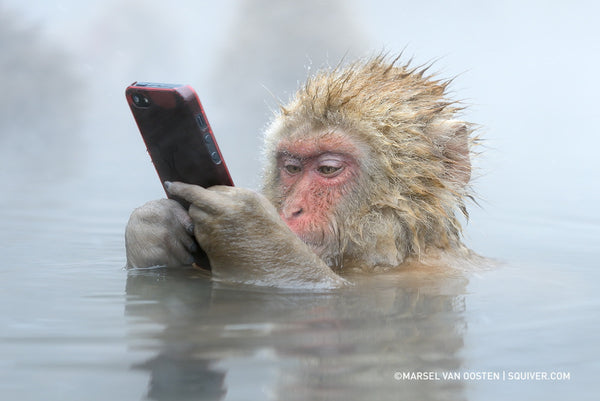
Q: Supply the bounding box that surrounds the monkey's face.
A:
[274,131,363,257]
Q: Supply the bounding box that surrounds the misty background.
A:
[1,1,599,400]
[0,0,600,262]
[1,0,598,267]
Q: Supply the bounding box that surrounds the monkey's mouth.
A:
[296,231,326,248]
[287,223,329,250]
[283,217,325,244]
[296,227,338,254]
[283,216,341,262]
[299,229,344,268]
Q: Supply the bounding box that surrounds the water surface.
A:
[1,176,598,400]
[1,1,599,400]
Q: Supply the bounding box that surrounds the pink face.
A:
[276,132,362,246]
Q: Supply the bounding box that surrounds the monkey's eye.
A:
[284,164,302,174]
[317,165,342,176]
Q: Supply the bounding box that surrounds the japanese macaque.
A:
[125,55,476,288]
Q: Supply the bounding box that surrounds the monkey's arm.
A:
[166,181,348,289]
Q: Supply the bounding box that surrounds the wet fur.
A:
[262,55,476,270]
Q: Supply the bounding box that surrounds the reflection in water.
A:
[125,266,469,400]
[126,269,226,400]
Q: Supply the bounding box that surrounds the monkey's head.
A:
[262,55,475,270]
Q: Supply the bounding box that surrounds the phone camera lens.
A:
[132,93,150,107]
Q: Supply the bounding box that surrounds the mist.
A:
[2,0,598,219]
[1,1,599,400]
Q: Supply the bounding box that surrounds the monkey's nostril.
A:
[281,204,304,221]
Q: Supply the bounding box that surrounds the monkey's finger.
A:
[173,222,198,253]
[186,205,216,249]
[191,229,210,250]
[166,238,195,266]
[165,181,223,213]
[171,200,195,235]
[187,204,212,227]
[206,185,236,193]
[161,219,197,264]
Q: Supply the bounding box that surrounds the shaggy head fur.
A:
[262,55,476,270]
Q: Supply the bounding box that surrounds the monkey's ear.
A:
[429,120,471,186]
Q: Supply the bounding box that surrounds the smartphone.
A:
[126,82,234,268]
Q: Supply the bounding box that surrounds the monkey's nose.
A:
[282,206,303,220]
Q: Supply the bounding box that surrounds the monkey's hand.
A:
[125,199,198,268]
[166,181,348,289]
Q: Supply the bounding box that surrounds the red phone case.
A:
[126,82,234,268]
[126,82,233,206]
